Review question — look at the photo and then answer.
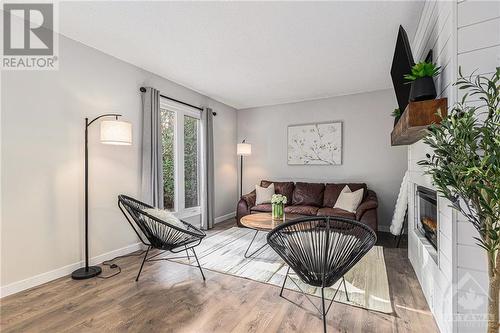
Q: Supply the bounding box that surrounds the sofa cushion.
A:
[255,183,275,205]
[334,187,364,213]
[251,204,272,212]
[292,182,325,206]
[317,207,356,220]
[261,180,294,203]
[284,205,319,216]
[323,183,367,207]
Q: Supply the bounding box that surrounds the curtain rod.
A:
[140,87,204,112]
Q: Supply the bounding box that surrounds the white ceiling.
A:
[59,1,424,109]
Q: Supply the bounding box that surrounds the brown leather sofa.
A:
[236,180,378,232]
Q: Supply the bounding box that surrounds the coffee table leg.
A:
[244,230,268,258]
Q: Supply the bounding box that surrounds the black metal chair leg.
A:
[192,248,206,281]
[342,277,349,302]
[395,210,407,248]
[321,287,327,333]
[136,246,150,282]
[244,230,268,258]
[185,246,190,261]
[280,266,290,297]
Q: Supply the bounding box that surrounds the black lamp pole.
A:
[239,139,246,198]
[71,113,122,280]
[240,154,244,198]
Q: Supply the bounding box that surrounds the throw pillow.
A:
[334,186,364,213]
[291,182,325,206]
[255,183,275,205]
[143,208,186,229]
[340,185,350,194]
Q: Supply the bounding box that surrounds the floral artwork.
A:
[287,122,342,165]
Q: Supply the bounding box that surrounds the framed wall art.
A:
[287,121,342,165]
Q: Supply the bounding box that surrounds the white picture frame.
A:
[287,121,342,165]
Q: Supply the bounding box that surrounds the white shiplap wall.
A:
[455,1,499,332]
[408,1,457,333]
[409,1,499,332]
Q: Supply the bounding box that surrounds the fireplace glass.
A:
[416,186,438,250]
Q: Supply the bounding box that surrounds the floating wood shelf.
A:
[391,98,447,146]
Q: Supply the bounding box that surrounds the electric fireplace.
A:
[416,186,438,250]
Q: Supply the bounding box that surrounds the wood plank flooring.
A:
[0,219,437,332]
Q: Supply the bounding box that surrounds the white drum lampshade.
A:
[237,143,252,156]
[100,120,132,145]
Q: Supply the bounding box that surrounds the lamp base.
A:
[71,266,102,280]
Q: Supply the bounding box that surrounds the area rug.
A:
[171,227,393,314]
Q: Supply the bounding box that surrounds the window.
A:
[184,115,200,208]
[160,98,201,217]
[161,109,176,210]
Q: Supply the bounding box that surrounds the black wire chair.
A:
[267,216,377,333]
[118,195,206,282]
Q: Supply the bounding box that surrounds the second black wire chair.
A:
[118,195,206,282]
[267,216,377,333]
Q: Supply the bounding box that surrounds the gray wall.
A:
[237,89,407,231]
[1,34,237,289]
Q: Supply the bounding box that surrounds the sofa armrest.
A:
[242,190,256,207]
[236,190,256,227]
[356,190,378,231]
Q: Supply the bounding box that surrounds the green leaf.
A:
[418,68,500,255]
[407,61,441,80]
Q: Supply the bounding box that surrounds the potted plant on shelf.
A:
[404,61,441,102]
[392,108,402,127]
[418,68,499,333]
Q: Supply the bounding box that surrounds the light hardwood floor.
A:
[0,219,438,332]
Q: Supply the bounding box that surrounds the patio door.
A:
[160,97,202,224]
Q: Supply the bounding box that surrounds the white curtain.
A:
[141,87,164,208]
[201,107,215,229]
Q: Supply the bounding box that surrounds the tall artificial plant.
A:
[419,68,499,333]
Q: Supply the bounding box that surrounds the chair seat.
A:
[267,217,376,287]
[118,194,207,282]
[154,234,201,251]
[267,216,376,333]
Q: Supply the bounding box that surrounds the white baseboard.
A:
[0,242,144,298]
[214,211,236,224]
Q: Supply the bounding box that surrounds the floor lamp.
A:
[71,114,132,280]
[237,139,252,198]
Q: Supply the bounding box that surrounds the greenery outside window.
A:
[184,115,200,208]
[160,98,201,218]
[160,108,176,210]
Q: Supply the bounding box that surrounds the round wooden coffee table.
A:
[240,212,304,258]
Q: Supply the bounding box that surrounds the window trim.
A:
[160,97,202,219]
